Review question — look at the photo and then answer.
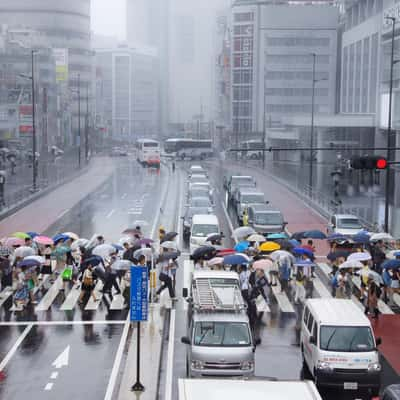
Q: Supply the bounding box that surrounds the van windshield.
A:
[320,326,375,352]
[255,212,283,225]
[194,322,251,347]
[242,194,264,204]
[337,218,362,229]
[192,224,219,237]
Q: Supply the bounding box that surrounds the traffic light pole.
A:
[309,53,316,198]
[385,16,396,233]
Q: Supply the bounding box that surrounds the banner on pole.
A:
[130,266,149,322]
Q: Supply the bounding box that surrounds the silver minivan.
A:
[181,312,256,378]
[247,204,287,234]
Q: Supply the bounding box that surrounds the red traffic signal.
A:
[350,156,388,170]
[376,158,388,169]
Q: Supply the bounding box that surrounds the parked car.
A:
[188,174,209,185]
[188,186,213,203]
[189,214,220,253]
[224,175,256,201]
[247,204,286,235]
[327,214,364,237]
[188,196,213,209]
[189,165,207,176]
[182,206,213,241]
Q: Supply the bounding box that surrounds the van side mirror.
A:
[265,201,269,205]
[309,336,316,345]
[255,338,261,346]
[283,221,288,226]
[375,337,382,347]
[182,288,188,298]
[181,336,191,345]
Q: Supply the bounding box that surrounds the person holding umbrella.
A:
[155,258,176,300]
[79,263,98,304]
[365,274,381,319]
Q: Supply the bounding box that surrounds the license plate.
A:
[344,382,358,390]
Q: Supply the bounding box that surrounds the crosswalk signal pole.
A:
[131,321,145,392]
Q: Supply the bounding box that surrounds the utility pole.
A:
[85,83,89,163]
[262,75,266,170]
[384,16,396,233]
[77,74,81,169]
[309,53,316,199]
[31,50,37,191]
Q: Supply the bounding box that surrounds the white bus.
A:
[136,139,161,167]
[240,140,264,160]
[164,138,213,160]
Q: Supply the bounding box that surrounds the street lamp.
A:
[384,16,396,232]
[309,52,328,198]
[19,49,39,192]
[70,74,82,168]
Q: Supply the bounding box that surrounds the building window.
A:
[362,37,370,112]
[342,46,348,112]
[266,37,330,47]
[233,25,253,36]
[233,86,252,101]
[355,40,362,112]
[267,54,330,64]
[348,44,355,112]
[234,37,253,52]
[234,12,254,22]
[370,33,378,113]
[233,70,253,84]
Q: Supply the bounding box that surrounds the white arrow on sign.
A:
[52,345,70,369]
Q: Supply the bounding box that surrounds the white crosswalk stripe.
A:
[0,287,13,308]
[84,280,104,310]
[270,283,295,313]
[60,283,82,311]
[35,276,63,312]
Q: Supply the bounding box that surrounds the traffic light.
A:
[350,156,388,170]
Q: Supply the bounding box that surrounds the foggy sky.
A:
[91,0,126,39]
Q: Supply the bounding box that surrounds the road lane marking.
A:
[106,209,116,219]
[57,209,70,219]
[85,280,104,310]
[0,324,33,371]
[103,316,130,400]
[271,284,295,313]
[50,372,58,379]
[53,346,70,369]
[60,283,81,310]
[44,383,53,391]
[35,276,63,312]
[0,287,13,308]
[164,309,176,400]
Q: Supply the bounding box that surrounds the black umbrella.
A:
[191,245,217,261]
[157,250,181,262]
[291,231,306,241]
[123,245,141,262]
[206,234,223,243]
[327,250,350,261]
[161,232,178,242]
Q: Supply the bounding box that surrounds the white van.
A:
[190,214,220,253]
[300,299,381,397]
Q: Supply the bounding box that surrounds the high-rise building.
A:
[0,0,92,146]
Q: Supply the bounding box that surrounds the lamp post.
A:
[85,83,89,163]
[384,16,396,233]
[309,53,328,198]
[77,74,81,169]
[19,49,38,191]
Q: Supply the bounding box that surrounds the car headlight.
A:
[191,360,204,369]
[368,362,381,372]
[241,361,254,370]
[317,361,332,371]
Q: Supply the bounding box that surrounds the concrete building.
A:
[94,45,159,142]
[0,0,92,146]
[230,0,339,149]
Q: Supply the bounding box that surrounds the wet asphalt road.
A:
[0,157,171,400]
[159,160,400,400]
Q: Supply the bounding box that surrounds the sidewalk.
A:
[0,156,115,237]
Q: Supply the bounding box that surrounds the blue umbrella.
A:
[293,247,314,258]
[294,259,315,268]
[81,255,104,267]
[267,233,288,240]
[17,259,41,268]
[53,233,69,244]
[303,230,327,240]
[291,231,306,240]
[234,241,249,252]
[26,231,40,239]
[382,259,400,270]
[223,254,249,265]
[353,231,370,244]
[112,243,124,252]
[326,233,347,241]
[289,239,301,247]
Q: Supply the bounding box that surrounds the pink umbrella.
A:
[253,259,273,271]
[4,237,24,248]
[34,236,54,246]
[207,257,224,267]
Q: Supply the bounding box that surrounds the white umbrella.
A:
[386,250,400,260]
[118,236,136,246]
[370,232,394,242]
[247,234,266,243]
[338,260,363,270]
[233,226,255,240]
[24,255,45,264]
[14,246,35,258]
[134,248,154,259]
[270,250,296,262]
[92,244,116,258]
[347,252,371,262]
[71,238,89,251]
[111,260,132,271]
[207,257,224,267]
[161,241,178,250]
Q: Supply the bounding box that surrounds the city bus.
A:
[136,138,161,167]
[240,140,264,160]
[164,138,213,160]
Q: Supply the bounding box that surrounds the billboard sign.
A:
[54,48,69,82]
[19,105,33,134]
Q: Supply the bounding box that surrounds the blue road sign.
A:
[130,266,149,322]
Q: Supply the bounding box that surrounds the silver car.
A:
[181,312,256,378]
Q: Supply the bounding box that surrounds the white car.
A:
[189,214,220,253]
[327,214,363,237]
